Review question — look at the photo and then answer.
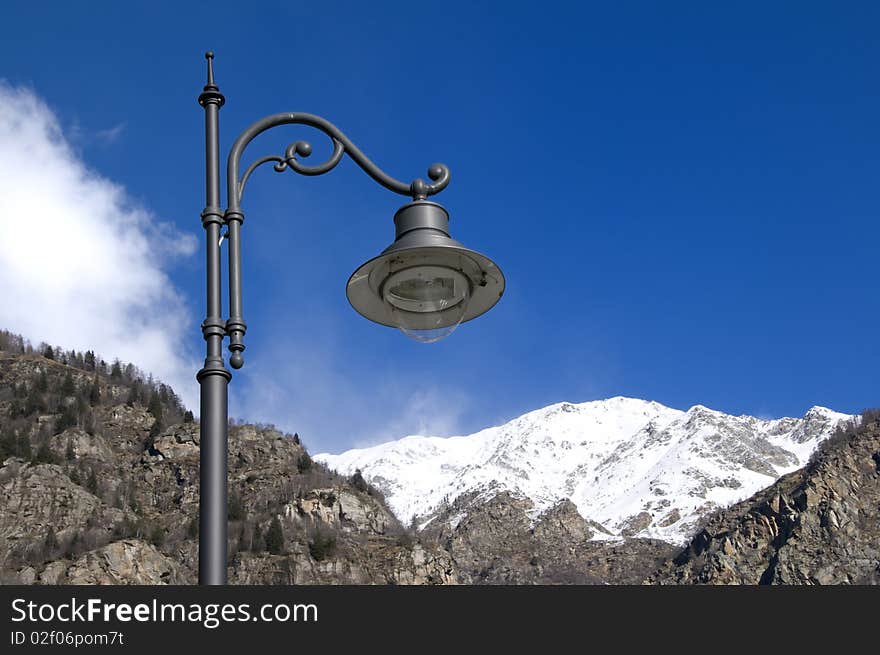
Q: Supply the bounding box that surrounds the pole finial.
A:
[205,51,216,87]
[199,51,224,107]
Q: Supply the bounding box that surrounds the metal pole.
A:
[197,52,230,585]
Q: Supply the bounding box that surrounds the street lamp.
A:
[196,53,505,584]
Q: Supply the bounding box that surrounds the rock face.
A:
[0,460,131,565]
[651,419,880,585]
[228,541,456,586]
[39,540,187,585]
[423,492,677,584]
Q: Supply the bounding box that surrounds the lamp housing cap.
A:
[383,200,460,253]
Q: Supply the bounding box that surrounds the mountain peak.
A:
[317,398,852,545]
[803,405,851,421]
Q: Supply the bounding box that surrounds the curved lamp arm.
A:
[228,112,450,209]
[221,112,451,370]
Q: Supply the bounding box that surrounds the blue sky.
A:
[0,2,877,452]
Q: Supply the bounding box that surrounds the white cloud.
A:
[94,122,126,145]
[372,386,471,444]
[230,331,471,453]
[0,83,199,409]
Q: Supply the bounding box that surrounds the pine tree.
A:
[76,393,88,419]
[82,411,96,436]
[149,525,165,547]
[238,522,249,551]
[351,469,369,493]
[34,440,57,464]
[35,370,48,393]
[183,410,194,423]
[17,433,32,460]
[296,453,312,473]
[187,517,198,539]
[43,345,54,360]
[86,468,98,495]
[66,531,82,559]
[44,527,58,554]
[0,430,16,458]
[54,404,78,435]
[228,490,245,521]
[24,386,45,416]
[265,516,284,554]
[308,529,336,561]
[125,382,141,407]
[60,372,75,396]
[147,392,163,420]
[110,360,122,379]
[251,524,263,552]
[88,376,101,405]
[148,391,164,439]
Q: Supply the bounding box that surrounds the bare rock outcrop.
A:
[39,539,187,585]
[651,420,880,584]
[0,460,130,568]
[425,491,677,584]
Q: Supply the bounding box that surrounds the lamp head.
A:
[346,200,505,342]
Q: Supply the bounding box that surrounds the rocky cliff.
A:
[422,491,677,584]
[651,415,880,584]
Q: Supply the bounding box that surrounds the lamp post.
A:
[195,52,505,585]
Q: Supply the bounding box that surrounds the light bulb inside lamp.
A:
[383,266,471,343]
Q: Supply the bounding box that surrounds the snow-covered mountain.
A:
[315,397,853,544]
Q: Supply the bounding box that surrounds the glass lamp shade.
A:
[383,266,471,342]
